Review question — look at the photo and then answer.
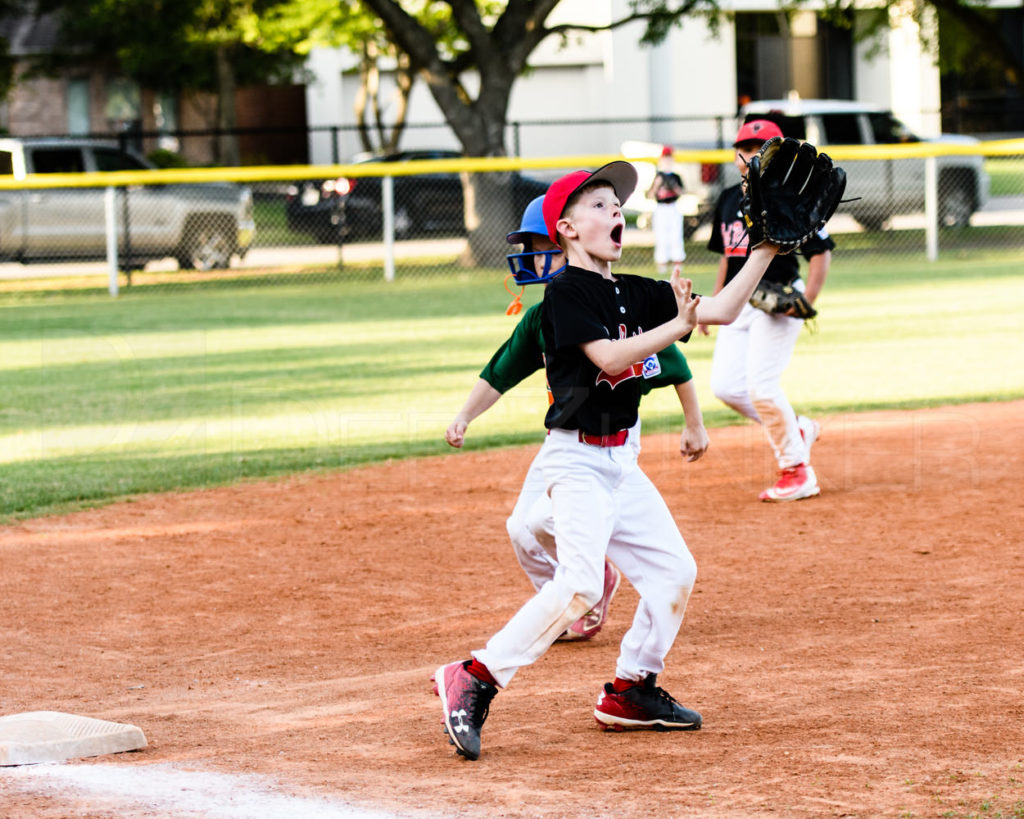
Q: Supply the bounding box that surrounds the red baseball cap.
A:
[542,160,638,245]
[661,144,673,157]
[733,119,784,146]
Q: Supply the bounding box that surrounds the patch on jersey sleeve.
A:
[642,354,662,379]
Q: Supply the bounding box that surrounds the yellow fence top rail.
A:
[0,138,1020,190]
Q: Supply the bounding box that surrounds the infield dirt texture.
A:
[2,401,1022,818]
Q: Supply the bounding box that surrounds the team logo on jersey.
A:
[642,354,662,379]
[595,324,645,389]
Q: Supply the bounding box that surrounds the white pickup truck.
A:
[0,137,255,270]
[730,99,991,230]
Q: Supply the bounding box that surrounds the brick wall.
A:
[7,72,68,135]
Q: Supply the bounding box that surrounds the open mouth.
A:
[610,224,623,245]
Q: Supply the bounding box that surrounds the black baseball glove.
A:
[749,279,817,319]
[742,137,846,254]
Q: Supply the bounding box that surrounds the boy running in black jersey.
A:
[433,161,778,761]
[445,195,708,643]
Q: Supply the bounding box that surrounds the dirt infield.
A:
[2,401,1022,818]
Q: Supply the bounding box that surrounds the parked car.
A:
[285,149,551,243]
[722,99,991,230]
[0,137,255,270]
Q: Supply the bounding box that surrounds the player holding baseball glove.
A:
[445,195,709,643]
[703,121,846,502]
[433,150,844,761]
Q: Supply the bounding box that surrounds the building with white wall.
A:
[303,0,943,164]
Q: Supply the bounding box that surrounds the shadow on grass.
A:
[5,393,1019,522]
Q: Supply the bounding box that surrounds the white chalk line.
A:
[2,761,428,819]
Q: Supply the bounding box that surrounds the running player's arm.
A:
[794,228,835,309]
[800,234,834,308]
[445,305,545,448]
[640,344,708,461]
[800,250,830,311]
[675,379,708,462]
[446,380,502,448]
[642,342,691,391]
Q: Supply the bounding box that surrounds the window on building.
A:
[938,6,1024,132]
[67,78,91,135]
[735,12,854,105]
[105,77,142,151]
[154,92,180,152]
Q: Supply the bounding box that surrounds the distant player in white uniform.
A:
[645,145,685,274]
[702,120,834,502]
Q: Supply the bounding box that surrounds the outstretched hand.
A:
[681,424,710,462]
[670,267,700,338]
[445,416,469,448]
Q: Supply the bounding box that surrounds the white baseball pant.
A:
[652,202,685,266]
[506,420,643,592]
[474,426,696,689]
[709,299,807,469]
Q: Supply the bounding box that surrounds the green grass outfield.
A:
[985,156,1024,198]
[2,251,1023,521]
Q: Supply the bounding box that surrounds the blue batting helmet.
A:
[505,195,565,285]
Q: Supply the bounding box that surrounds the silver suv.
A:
[734,99,991,229]
[0,138,255,270]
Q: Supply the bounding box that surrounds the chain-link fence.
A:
[1,139,1022,294]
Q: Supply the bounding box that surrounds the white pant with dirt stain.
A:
[473,427,696,689]
[505,420,644,593]
[709,299,807,469]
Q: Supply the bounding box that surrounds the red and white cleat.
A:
[593,675,702,732]
[759,463,820,502]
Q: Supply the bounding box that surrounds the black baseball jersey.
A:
[478,302,693,396]
[707,183,835,287]
[540,266,687,436]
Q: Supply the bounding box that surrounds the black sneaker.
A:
[594,674,702,732]
[432,660,497,760]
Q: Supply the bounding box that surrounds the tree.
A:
[265,2,510,158]
[820,0,1022,90]
[0,1,40,102]
[357,0,720,264]
[27,0,312,164]
[256,0,431,155]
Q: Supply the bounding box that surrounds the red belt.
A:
[578,429,629,447]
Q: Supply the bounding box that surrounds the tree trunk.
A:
[358,0,546,264]
[458,171,520,268]
[215,45,240,166]
[450,97,518,267]
[355,43,372,154]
